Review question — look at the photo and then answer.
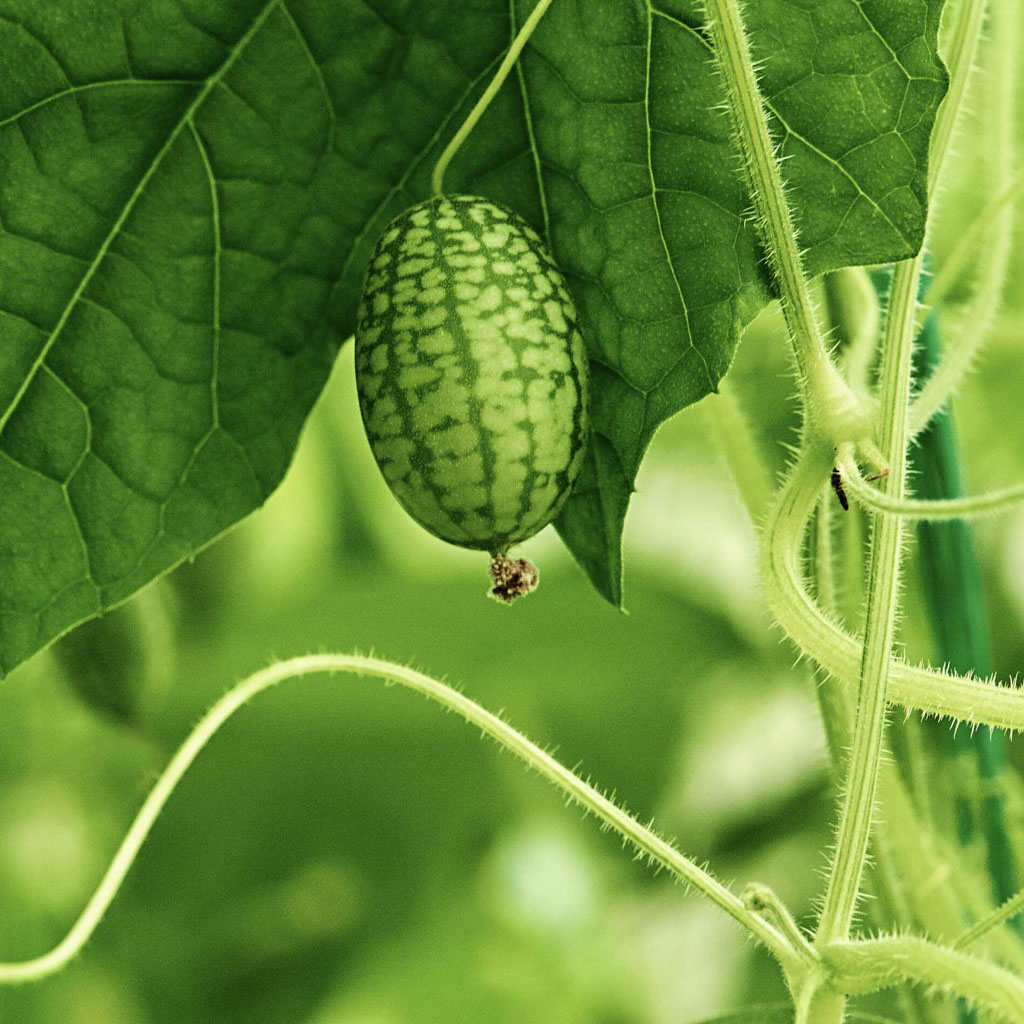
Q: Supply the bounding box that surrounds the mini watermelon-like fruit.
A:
[354,195,589,602]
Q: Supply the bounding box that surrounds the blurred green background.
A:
[3,22,1024,1024]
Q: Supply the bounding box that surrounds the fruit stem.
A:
[431,0,556,196]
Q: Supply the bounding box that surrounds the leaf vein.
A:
[0,78,200,131]
[644,1,713,390]
[279,1,338,138]
[187,120,221,431]
[0,0,281,442]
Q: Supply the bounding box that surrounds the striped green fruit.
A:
[354,195,589,566]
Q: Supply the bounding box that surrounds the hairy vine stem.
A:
[908,0,1008,438]
[0,654,807,985]
[919,164,1024,333]
[709,335,1024,997]
[708,8,1010,1015]
[806,462,1024,972]
[824,935,1024,1022]
[702,0,869,448]
[816,253,919,949]
[956,885,1024,951]
[837,446,1024,520]
[875,766,1024,973]
[826,267,880,399]
[765,445,1024,731]
[702,376,774,523]
[431,0,554,195]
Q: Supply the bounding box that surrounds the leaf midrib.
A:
[0,0,280,440]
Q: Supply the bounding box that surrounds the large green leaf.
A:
[0,0,946,673]
[544,0,947,601]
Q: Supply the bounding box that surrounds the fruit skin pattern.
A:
[355,195,589,556]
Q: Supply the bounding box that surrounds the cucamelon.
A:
[354,195,589,601]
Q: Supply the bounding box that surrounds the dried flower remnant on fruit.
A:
[488,556,539,604]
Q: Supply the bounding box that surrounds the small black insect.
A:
[831,466,849,511]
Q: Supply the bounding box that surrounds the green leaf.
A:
[0,0,947,672]
[542,0,948,604]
